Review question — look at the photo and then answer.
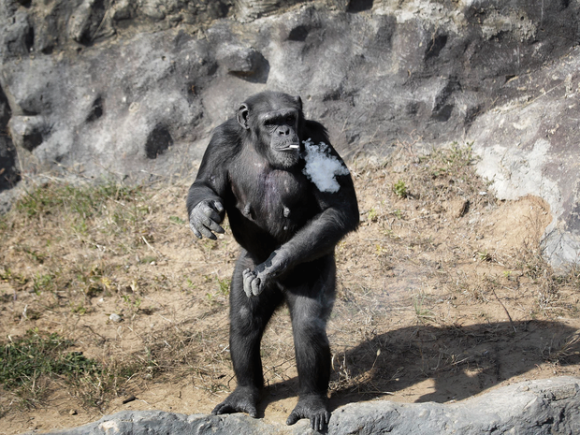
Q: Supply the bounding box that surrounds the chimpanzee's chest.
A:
[229,162,316,237]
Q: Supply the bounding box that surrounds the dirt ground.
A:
[1,145,579,434]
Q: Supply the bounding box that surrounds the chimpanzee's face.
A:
[237,93,303,169]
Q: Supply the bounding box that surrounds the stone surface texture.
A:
[25,377,580,435]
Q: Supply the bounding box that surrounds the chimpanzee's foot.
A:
[286,394,330,431]
[212,386,260,418]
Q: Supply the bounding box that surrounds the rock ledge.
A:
[30,377,580,435]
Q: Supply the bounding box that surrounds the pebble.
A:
[109,313,123,323]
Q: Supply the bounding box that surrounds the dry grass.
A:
[0,143,579,433]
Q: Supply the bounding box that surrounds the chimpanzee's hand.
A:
[242,268,263,297]
[242,252,289,297]
[189,199,225,240]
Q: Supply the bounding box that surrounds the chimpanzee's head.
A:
[237,91,304,169]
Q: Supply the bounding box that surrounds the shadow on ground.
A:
[257,320,579,416]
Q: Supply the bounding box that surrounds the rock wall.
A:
[1,0,580,268]
[0,83,19,191]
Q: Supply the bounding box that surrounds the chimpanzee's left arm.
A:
[243,140,359,296]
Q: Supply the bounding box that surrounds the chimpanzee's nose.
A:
[278,126,290,135]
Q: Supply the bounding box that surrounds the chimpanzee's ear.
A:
[237,104,250,130]
[295,96,303,111]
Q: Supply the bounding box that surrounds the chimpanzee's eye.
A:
[286,115,295,123]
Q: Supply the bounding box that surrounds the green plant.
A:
[70,304,87,315]
[217,277,231,295]
[16,245,46,264]
[0,330,101,391]
[393,180,408,198]
[76,266,106,297]
[72,217,89,235]
[479,251,492,262]
[428,142,477,178]
[169,216,186,225]
[413,293,435,323]
[123,294,142,311]
[32,273,56,295]
[0,268,29,289]
[16,180,141,219]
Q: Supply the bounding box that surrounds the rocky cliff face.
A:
[1,0,579,268]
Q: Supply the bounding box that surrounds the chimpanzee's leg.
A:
[285,256,336,431]
[212,251,283,417]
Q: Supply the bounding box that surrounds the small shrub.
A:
[393,180,408,198]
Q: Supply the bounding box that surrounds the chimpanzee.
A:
[186,91,359,430]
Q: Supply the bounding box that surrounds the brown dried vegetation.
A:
[1,143,579,434]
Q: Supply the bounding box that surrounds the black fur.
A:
[186,91,359,430]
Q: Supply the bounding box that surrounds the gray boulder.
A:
[28,377,580,435]
[471,46,580,271]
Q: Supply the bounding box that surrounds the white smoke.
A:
[302,138,350,193]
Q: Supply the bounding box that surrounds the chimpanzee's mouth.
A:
[277,143,301,151]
